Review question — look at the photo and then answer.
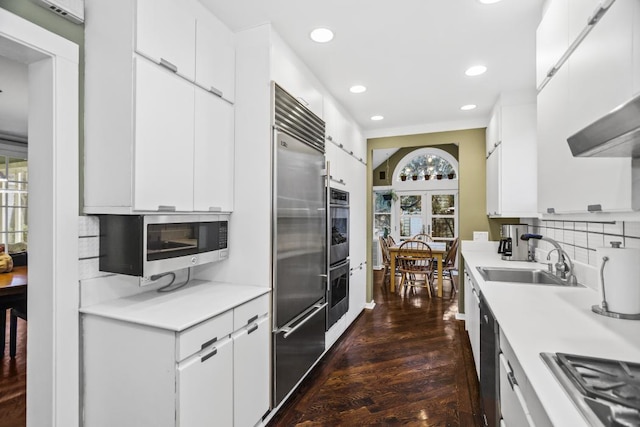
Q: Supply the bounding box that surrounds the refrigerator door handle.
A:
[279,303,328,339]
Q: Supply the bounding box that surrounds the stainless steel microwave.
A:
[98,214,229,277]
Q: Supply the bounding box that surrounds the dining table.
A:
[388,242,447,297]
[0,266,28,355]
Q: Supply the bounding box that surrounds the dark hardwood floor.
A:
[268,280,483,426]
[0,312,26,427]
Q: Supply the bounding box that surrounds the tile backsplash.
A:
[520,218,640,268]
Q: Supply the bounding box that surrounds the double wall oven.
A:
[327,187,350,330]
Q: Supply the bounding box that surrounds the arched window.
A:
[395,148,458,182]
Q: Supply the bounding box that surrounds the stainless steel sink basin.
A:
[476,266,584,287]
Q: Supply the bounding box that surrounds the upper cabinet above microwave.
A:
[84,0,235,214]
[536,0,640,214]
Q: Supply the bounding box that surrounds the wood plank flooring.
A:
[0,312,26,427]
[268,282,483,426]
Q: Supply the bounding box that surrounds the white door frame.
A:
[0,9,79,427]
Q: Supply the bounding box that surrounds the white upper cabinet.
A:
[194,87,234,212]
[84,0,236,213]
[195,15,236,103]
[136,0,196,82]
[536,0,638,213]
[134,59,195,212]
[536,0,568,88]
[566,0,634,137]
[486,98,537,217]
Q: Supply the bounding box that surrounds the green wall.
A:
[0,1,85,211]
[372,144,459,186]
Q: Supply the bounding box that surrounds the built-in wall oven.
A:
[329,188,349,265]
[327,187,349,330]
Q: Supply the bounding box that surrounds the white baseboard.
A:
[455,313,465,321]
[364,300,376,310]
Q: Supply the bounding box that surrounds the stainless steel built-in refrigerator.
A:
[272,83,327,406]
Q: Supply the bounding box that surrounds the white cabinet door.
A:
[134,58,195,212]
[464,270,480,378]
[233,316,270,427]
[536,0,569,88]
[499,354,532,427]
[194,88,234,212]
[567,0,634,137]
[177,337,233,427]
[195,19,235,103]
[135,0,196,81]
[486,146,501,216]
[486,107,501,155]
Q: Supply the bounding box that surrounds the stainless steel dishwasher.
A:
[480,294,500,427]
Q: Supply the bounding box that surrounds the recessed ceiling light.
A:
[478,0,502,4]
[460,104,477,111]
[310,28,334,43]
[465,65,487,76]
[349,85,367,94]
[371,115,384,121]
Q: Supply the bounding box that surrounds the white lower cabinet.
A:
[82,293,269,427]
[233,316,270,427]
[464,267,481,378]
[499,353,533,427]
[178,337,233,426]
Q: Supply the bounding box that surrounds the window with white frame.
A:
[0,143,28,253]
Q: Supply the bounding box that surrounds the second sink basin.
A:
[476,266,584,287]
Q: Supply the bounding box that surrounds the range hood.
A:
[567,93,640,158]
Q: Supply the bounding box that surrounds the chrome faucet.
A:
[521,234,578,284]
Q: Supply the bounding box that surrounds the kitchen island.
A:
[462,241,640,426]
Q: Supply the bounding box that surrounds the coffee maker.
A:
[498,224,530,261]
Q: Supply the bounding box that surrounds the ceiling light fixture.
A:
[460,104,477,111]
[310,28,334,43]
[465,65,487,76]
[371,115,384,121]
[478,0,502,4]
[349,85,367,94]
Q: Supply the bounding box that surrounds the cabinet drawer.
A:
[177,310,233,361]
[234,294,269,330]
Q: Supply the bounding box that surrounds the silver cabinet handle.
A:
[208,206,222,212]
[483,314,489,323]
[200,336,217,350]
[159,58,178,73]
[280,303,327,339]
[201,347,217,362]
[209,86,223,98]
[247,323,259,335]
[247,315,258,325]
[158,205,176,212]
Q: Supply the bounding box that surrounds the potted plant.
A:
[381,190,398,202]
[448,172,456,179]
[411,174,418,181]
[436,173,443,180]
[400,172,407,181]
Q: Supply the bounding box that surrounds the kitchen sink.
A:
[476,267,584,287]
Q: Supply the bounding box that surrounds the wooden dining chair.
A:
[412,233,434,242]
[379,237,391,292]
[396,239,435,297]
[9,300,27,358]
[432,238,459,298]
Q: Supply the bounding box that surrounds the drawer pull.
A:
[157,205,176,212]
[159,58,178,73]
[247,323,259,335]
[201,336,217,350]
[208,206,222,212]
[507,371,518,389]
[247,315,258,325]
[201,347,217,362]
[209,86,223,98]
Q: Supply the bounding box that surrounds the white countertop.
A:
[79,279,270,332]
[462,242,640,427]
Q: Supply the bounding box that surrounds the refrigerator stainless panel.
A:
[274,130,327,328]
[273,299,326,406]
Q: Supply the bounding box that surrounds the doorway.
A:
[396,190,457,244]
[0,9,80,426]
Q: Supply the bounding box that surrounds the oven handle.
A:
[330,259,350,270]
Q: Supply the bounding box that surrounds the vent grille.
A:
[274,83,325,152]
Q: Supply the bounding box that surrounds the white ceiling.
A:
[200,0,544,137]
